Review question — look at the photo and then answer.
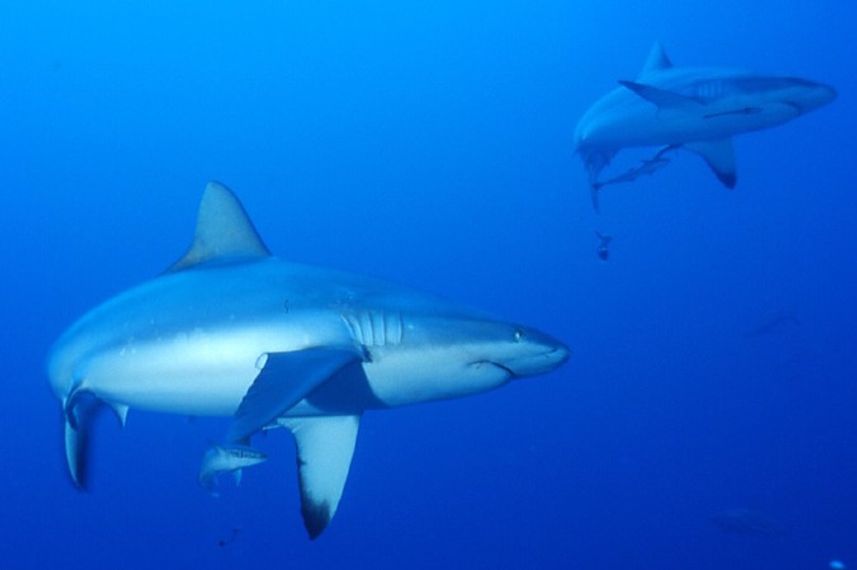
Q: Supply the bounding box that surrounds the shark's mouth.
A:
[471,360,519,379]
[784,100,805,113]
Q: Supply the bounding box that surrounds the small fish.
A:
[198,443,267,494]
[591,146,674,191]
[710,508,785,537]
[595,231,613,261]
[217,527,242,548]
[744,310,801,338]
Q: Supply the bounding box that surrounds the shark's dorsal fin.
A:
[167,181,271,273]
[639,42,672,78]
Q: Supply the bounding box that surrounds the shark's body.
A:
[48,182,569,538]
[574,43,836,209]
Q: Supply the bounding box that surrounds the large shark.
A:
[574,42,837,210]
[47,182,569,538]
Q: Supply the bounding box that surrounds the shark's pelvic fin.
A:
[685,139,737,188]
[639,41,672,78]
[167,181,271,273]
[227,348,367,443]
[278,415,360,540]
[107,401,130,427]
[618,80,704,111]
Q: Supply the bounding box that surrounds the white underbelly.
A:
[83,326,307,415]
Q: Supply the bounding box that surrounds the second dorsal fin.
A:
[167,181,271,273]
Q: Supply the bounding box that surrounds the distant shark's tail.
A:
[590,183,602,213]
[580,149,613,214]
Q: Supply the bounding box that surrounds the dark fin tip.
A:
[301,500,331,540]
[718,172,737,189]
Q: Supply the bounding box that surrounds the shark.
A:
[574,42,837,210]
[47,181,570,539]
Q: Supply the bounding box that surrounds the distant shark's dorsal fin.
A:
[167,181,271,273]
[278,415,361,540]
[639,42,672,78]
[618,80,704,111]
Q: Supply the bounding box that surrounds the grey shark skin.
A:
[574,42,836,209]
[47,182,569,539]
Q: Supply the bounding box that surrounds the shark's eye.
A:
[513,329,523,343]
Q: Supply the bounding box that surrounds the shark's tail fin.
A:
[63,387,128,488]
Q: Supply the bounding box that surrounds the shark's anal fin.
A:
[618,80,704,111]
[227,347,367,443]
[278,415,361,540]
[685,139,737,188]
[166,181,271,273]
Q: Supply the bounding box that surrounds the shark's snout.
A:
[783,78,837,114]
[494,327,570,378]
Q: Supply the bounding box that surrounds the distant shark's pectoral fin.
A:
[227,348,367,443]
[279,415,360,540]
[618,80,704,111]
[166,181,271,273]
[685,139,737,188]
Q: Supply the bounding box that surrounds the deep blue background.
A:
[1,1,854,568]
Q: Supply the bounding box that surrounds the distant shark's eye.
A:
[513,329,523,343]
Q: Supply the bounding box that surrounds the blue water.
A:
[2,1,854,568]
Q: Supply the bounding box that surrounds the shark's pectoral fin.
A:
[278,415,360,540]
[685,139,737,188]
[618,80,704,111]
[227,347,367,443]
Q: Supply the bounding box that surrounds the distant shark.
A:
[574,42,837,210]
[47,182,569,539]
